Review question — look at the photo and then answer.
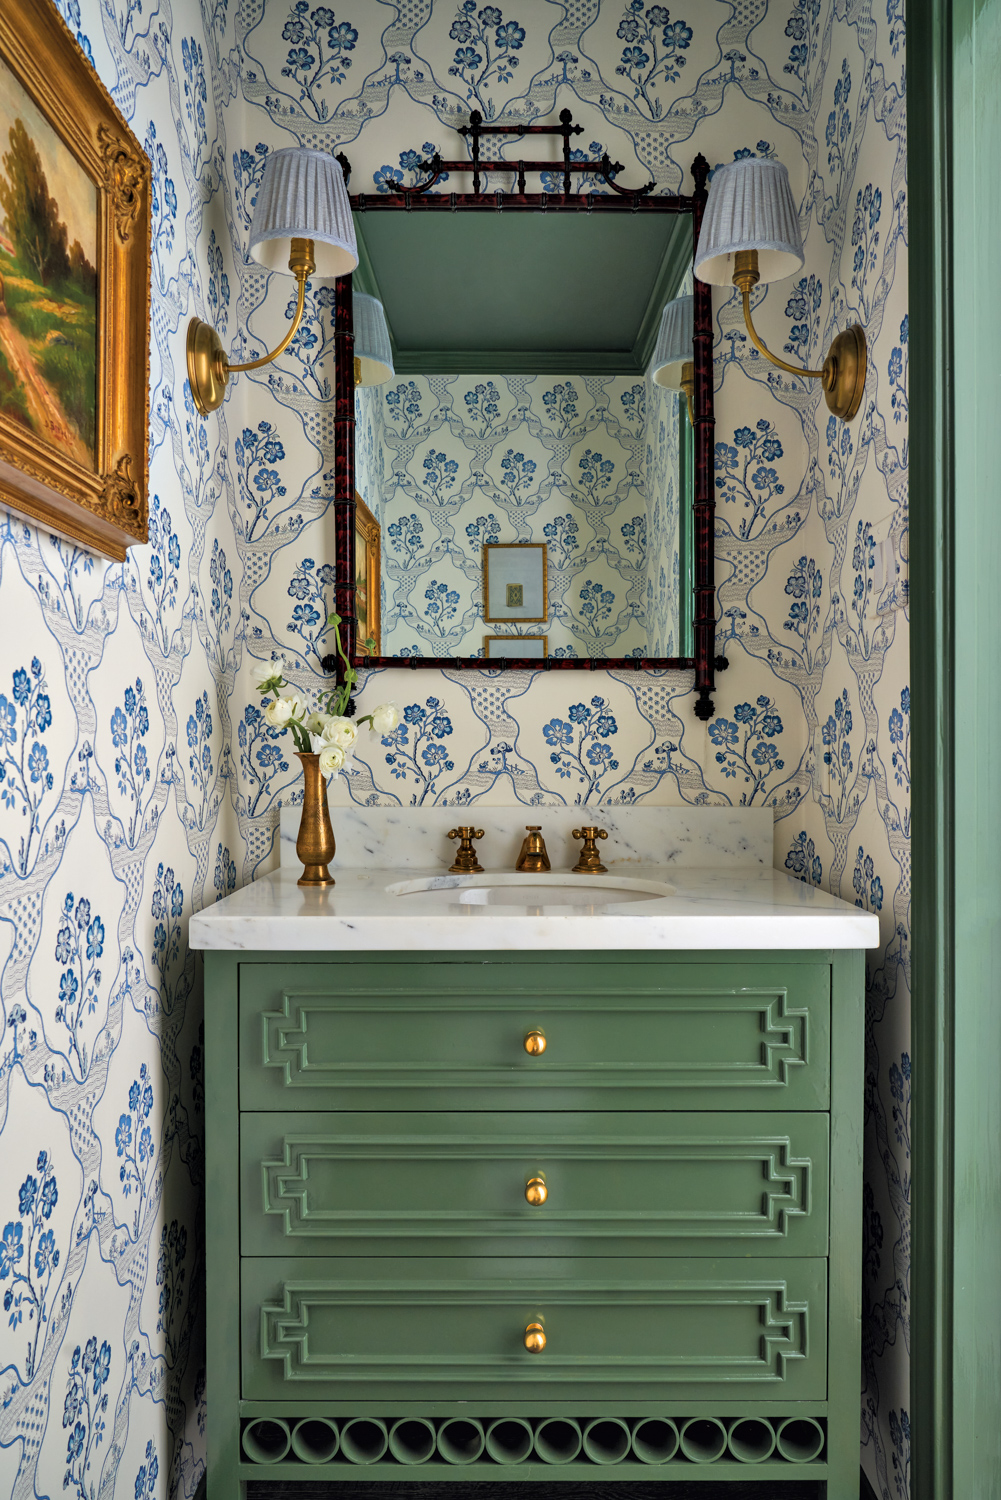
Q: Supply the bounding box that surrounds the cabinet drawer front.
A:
[241,1256,827,1403]
[239,962,830,1111]
[241,1111,829,1258]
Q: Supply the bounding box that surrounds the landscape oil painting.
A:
[0,51,97,470]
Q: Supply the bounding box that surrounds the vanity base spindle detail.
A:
[205,949,864,1500]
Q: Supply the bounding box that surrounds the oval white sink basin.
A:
[385,872,675,913]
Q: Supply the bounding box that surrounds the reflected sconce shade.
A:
[694,157,866,422]
[187,147,358,415]
[650,294,695,425]
[353,293,395,386]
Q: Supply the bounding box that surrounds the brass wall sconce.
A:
[695,158,866,423]
[187,147,357,416]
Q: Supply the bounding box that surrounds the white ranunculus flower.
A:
[320,715,358,750]
[304,710,331,736]
[264,688,306,730]
[264,695,296,729]
[256,655,287,692]
[369,702,401,735]
[318,743,346,778]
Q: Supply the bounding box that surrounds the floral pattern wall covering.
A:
[0,2,908,1500]
[355,373,683,659]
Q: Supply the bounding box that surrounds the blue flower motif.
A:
[543,718,573,749]
[708,719,738,749]
[34,1229,58,1278]
[0,1222,24,1277]
[86,917,105,961]
[18,1176,37,1217]
[93,1339,111,1392]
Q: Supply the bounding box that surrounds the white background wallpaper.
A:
[0,1,909,1497]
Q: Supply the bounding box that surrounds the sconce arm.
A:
[187,237,317,415]
[226,272,308,373]
[227,237,315,373]
[739,287,824,380]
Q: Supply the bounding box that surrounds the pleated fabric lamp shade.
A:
[694,158,804,285]
[650,295,694,389]
[249,147,358,277]
[353,294,395,385]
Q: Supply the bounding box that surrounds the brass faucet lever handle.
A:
[447,826,485,874]
[516,825,551,873]
[571,826,609,874]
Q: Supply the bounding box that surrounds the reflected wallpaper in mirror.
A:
[354,372,691,660]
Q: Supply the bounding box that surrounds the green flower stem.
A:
[320,612,357,719]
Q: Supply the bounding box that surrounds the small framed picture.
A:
[483,542,547,622]
[354,490,380,656]
[485,634,548,659]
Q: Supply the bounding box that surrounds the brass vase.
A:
[294,752,335,887]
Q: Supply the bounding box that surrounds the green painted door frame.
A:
[911,0,1001,1495]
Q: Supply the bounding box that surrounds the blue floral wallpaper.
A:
[354,373,682,658]
[0,1,908,1498]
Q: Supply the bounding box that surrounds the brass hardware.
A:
[524,1321,546,1353]
[187,237,316,416]
[447,826,485,873]
[680,360,695,427]
[571,826,609,874]
[731,248,867,423]
[525,1175,548,1206]
[524,1029,547,1056]
[516,826,551,873]
[354,355,362,386]
[294,751,336,887]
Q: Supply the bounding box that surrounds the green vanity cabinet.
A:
[205,948,864,1497]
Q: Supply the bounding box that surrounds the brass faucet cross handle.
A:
[571,826,608,874]
[447,827,485,873]
[516,826,551,873]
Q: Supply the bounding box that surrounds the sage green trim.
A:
[910,0,955,1496]
[912,0,1001,1495]
[204,952,243,1500]
[826,951,865,1500]
[391,350,650,375]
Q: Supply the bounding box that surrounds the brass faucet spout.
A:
[516,826,551,873]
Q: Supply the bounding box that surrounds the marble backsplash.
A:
[279,804,773,872]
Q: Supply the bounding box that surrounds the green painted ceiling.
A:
[352,211,692,375]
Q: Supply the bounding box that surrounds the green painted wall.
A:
[912,0,1001,1494]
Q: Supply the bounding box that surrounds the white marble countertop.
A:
[189,863,879,952]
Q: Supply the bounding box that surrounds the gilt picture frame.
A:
[485,634,547,660]
[483,542,547,624]
[354,491,380,656]
[0,0,151,560]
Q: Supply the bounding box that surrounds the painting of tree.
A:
[0,55,97,465]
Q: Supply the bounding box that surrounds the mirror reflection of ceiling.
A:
[353,212,692,374]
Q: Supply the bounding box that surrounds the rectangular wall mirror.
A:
[332,135,719,716]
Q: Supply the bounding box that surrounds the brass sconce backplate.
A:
[187,320,228,416]
[821,324,867,423]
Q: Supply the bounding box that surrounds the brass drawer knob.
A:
[524,1322,546,1353]
[524,1029,546,1056]
[525,1176,548,1206]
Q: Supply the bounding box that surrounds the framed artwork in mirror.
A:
[333,120,720,716]
[354,491,380,656]
[0,0,151,560]
[483,542,547,624]
[485,635,547,660]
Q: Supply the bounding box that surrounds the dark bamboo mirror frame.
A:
[330,131,720,718]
